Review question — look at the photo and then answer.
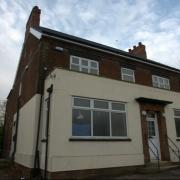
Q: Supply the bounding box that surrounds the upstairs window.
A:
[121,68,135,82]
[70,56,99,75]
[174,109,180,138]
[152,75,170,90]
[72,97,127,137]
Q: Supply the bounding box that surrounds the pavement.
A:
[99,167,180,180]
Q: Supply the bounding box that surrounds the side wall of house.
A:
[14,94,41,168]
[43,69,180,172]
[3,34,41,158]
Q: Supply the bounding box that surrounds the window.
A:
[174,109,180,138]
[147,121,156,137]
[121,68,135,82]
[72,97,127,137]
[70,56,99,75]
[152,75,170,90]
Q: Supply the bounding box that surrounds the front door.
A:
[146,112,161,160]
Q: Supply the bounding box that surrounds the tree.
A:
[0,100,6,155]
[0,100,6,127]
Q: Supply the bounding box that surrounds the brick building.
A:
[3,6,180,179]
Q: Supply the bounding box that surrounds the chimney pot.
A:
[133,46,136,49]
[138,42,142,46]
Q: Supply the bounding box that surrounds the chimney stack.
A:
[128,42,147,59]
[25,6,41,40]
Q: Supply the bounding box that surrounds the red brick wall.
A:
[42,36,180,92]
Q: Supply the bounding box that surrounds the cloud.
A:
[0,0,180,99]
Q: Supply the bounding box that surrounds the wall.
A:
[42,36,180,92]
[165,105,180,161]
[3,33,41,157]
[43,68,180,172]
[15,94,40,168]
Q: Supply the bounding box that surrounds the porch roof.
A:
[135,97,173,105]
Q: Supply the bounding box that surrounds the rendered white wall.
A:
[45,68,180,172]
[14,68,180,171]
[15,94,40,168]
[36,69,165,171]
[46,69,144,172]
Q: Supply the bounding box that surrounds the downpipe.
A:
[44,84,53,180]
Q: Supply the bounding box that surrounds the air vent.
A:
[55,46,64,52]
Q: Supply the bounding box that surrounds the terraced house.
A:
[3,6,180,179]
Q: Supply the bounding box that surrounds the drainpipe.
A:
[44,84,53,180]
[11,96,20,161]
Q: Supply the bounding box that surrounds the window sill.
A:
[122,79,135,83]
[152,86,170,91]
[69,137,132,141]
[176,138,180,141]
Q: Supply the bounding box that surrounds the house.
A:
[3,6,180,179]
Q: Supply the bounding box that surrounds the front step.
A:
[159,160,180,166]
[159,161,180,171]
[138,161,180,174]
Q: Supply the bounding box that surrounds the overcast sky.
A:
[0,0,180,99]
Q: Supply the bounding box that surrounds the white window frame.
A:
[70,55,99,75]
[121,67,135,83]
[174,109,180,138]
[71,96,128,139]
[152,75,170,90]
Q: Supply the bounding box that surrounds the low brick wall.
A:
[12,163,144,179]
[13,163,32,179]
[48,165,144,179]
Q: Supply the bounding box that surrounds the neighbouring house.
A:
[3,6,180,179]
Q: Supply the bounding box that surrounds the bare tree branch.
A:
[0,100,6,127]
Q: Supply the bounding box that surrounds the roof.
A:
[36,26,180,74]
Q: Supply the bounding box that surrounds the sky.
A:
[0,0,180,99]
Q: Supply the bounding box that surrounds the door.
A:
[146,112,161,160]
